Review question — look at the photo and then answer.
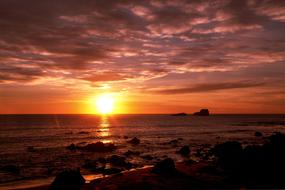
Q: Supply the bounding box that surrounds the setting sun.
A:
[95,94,114,114]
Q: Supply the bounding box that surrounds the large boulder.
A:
[1,165,20,174]
[254,131,263,137]
[79,142,116,152]
[268,132,285,147]
[152,158,176,174]
[213,141,242,169]
[66,143,77,151]
[176,145,191,156]
[108,155,127,167]
[123,150,141,157]
[127,137,140,145]
[193,109,210,116]
[49,169,85,190]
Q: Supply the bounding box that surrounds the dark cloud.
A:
[0,0,284,86]
[152,81,265,94]
[0,65,45,83]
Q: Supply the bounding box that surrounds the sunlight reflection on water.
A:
[98,115,112,143]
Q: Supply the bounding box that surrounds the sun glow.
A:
[95,94,114,114]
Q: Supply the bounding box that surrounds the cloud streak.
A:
[152,81,265,94]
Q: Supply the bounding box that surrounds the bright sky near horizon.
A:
[0,0,285,114]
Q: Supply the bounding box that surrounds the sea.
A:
[0,114,285,189]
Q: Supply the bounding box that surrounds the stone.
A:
[177,145,191,156]
[193,109,210,116]
[49,169,85,190]
[152,158,176,174]
[127,137,140,145]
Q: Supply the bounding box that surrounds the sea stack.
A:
[193,109,210,116]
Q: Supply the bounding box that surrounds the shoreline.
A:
[5,132,285,189]
[0,166,153,190]
[4,162,213,190]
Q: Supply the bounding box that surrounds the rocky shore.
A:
[13,132,285,190]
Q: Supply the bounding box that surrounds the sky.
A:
[0,0,285,114]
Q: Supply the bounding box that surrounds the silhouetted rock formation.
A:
[26,146,35,152]
[124,150,141,157]
[141,155,154,160]
[177,145,191,156]
[254,131,263,137]
[49,169,85,190]
[82,159,97,170]
[66,143,77,151]
[193,109,209,116]
[102,168,122,175]
[1,165,20,174]
[66,142,116,152]
[171,113,188,116]
[81,142,116,152]
[212,132,285,188]
[108,155,127,167]
[127,137,140,145]
[77,131,90,135]
[213,141,243,170]
[152,158,176,174]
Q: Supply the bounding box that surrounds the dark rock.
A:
[123,136,129,139]
[185,159,196,165]
[177,145,191,156]
[152,158,176,174]
[49,169,85,190]
[77,131,90,135]
[261,132,285,163]
[254,131,263,137]
[193,109,210,116]
[1,165,20,174]
[102,168,122,175]
[108,155,127,167]
[123,150,141,157]
[82,159,97,170]
[142,155,154,160]
[168,139,179,145]
[171,113,187,116]
[76,142,87,145]
[27,146,35,152]
[203,133,285,188]
[66,143,77,151]
[79,142,116,152]
[268,132,285,146]
[242,145,263,172]
[97,157,106,164]
[213,141,242,169]
[127,137,140,145]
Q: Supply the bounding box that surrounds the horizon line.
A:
[0,113,285,115]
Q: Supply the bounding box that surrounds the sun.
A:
[95,94,114,114]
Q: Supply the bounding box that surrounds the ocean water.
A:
[1,114,285,186]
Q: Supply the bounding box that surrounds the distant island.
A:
[193,109,210,116]
[171,112,188,116]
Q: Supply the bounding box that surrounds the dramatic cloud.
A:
[151,81,265,94]
[0,0,285,113]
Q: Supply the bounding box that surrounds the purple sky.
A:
[0,0,285,113]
